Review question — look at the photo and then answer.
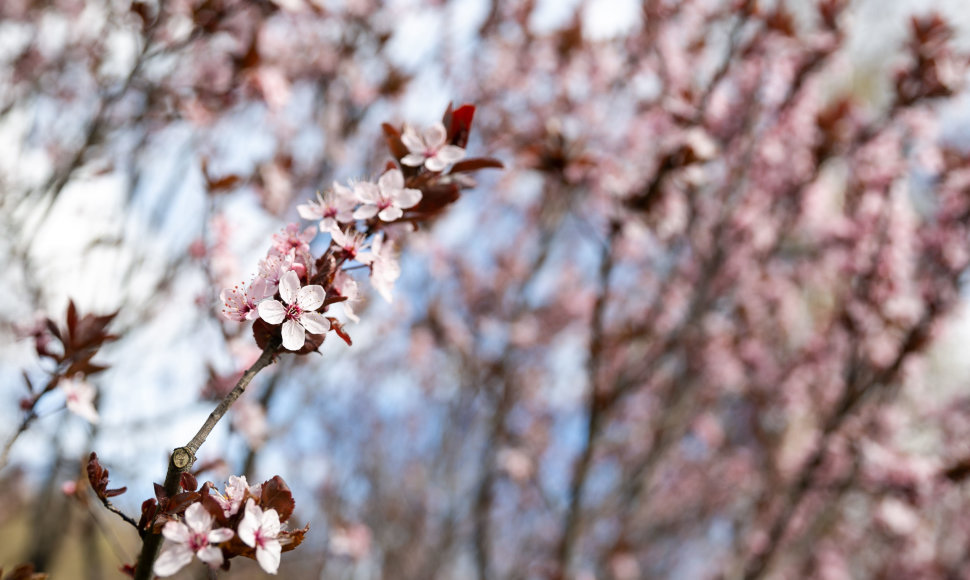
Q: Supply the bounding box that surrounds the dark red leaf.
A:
[450,157,504,173]
[180,472,199,492]
[260,476,294,522]
[448,104,476,148]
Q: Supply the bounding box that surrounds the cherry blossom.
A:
[352,169,422,222]
[357,233,400,302]
[257,270,330,350]
[256,254,295,296]
[153,503,235,577]
[297,183,357,234]
[60,376,99,424]
[212,475,262,518]
[332,270,361,322]
[400,122,466,172]
[330,227,369,260]
[238,499,282,574]
[271,223,317,258]
[220,279,271,322]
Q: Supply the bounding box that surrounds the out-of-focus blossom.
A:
[329,523,372,560]
[271,223,317,258]
[212,475,262,518]
[220,280,270,322]
[297,184,356,234]
[332,270,361,323]
[331,228,369,260]
[238,499,282,574]
[257,270,330,350]
[60,376,99,424]
[352,169,422,222]
[154,503,235,576]
[401,122,466,171]
[357,233,400,302]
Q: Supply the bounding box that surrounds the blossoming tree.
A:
[3,0,970,579]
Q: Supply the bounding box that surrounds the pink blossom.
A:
[330,227,369,260]
[297,183,356,234]
[332,270,361,322]
[400,122,466,172]
[238,498,282,574]
[256,253,295,295]
[257,270,330,350]
[352,169,422,222]
[60,376,99,424]
[220,280,271,322]
[271,223,317,258]
[358,233,400,302]
[212,475,261,518]
[154,503,235,577]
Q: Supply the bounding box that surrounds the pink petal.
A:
[279,270,300,305]
[425,156,449,172]
[281,319,305,350]
[378,207,403,222]
[196,545,225,568]
[379,168,404,192]
[185,503,214,533]
[297,284,325,311]
[354,181,380,203]
[300,311,331,334]
[401,127,425,153]
[162,521,191,544]
[353,205,379,220]
[401,153,426,166]
[258,300,286,325]
[424,123,447,148]
[208,528,235,543]
[256,540,282,574]
[395,187,422,209]
[437,145,466,164]
[153,543,194,577]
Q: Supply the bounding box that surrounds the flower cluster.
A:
[150,474,305,576]
[219,106,501,354]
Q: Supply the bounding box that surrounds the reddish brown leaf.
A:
[450,157,504,173]
[447,104,476,148]
[260,476,294,522]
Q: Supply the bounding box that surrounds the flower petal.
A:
[185,503,214,533]
[425,156,448,172]
[196,545,225,568]
[353,205,379,220]
[296,284,325,311]
[400,127,424,153]
[162,521,191,544]
[379,168,404,192]
[395,187,422,209]
[378,207,403,222]
[208,527,235,543]
[425,123,447,148]
[354,181,379,203]
[437,145,466,164]
[300,311,331,334]
[281,319,305,350]
[279,270,300,305]
[401,153,426,167]
[258,300,286,325]
[256,540,282,574]
[153,543,194,577]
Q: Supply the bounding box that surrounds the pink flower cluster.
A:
[219,121,473,352]
[154,476,287,576]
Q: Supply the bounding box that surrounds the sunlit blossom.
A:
[352,169,422,222]
[257,270,330,350]
[154,503,234,577]
[238,499,282,574]
[401,122,466,172]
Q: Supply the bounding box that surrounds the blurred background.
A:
[3,0,970,578]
